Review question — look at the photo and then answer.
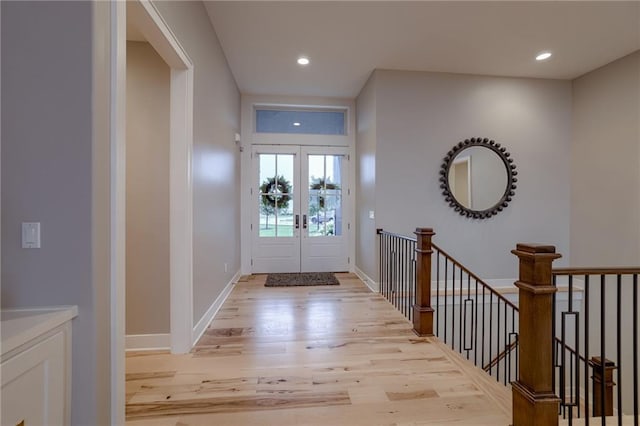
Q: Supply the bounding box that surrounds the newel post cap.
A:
[512,243,562,260]
[512,243,562,290]
[414,228,435,236]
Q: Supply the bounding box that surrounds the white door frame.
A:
[108,0,194,422]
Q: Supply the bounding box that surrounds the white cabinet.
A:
[1,307,77,426]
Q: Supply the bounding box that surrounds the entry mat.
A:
[265,272,340,287]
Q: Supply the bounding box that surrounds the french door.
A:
[252,145,349,273]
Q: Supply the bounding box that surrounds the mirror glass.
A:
[447,146,508,211]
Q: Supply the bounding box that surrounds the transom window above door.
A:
[255,108,346,135]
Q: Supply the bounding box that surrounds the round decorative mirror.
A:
[439,137,517,219]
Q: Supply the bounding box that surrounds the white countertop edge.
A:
[1,306,79,356]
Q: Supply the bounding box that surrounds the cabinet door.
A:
[1,331,66,426]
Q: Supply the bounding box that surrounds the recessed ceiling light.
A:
[297,57,310,66]
[293,122,301,126]
[536,52,552,61]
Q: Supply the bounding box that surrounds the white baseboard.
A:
[355,266,379,292]
[191,270,240,346]
[125,333,171,351]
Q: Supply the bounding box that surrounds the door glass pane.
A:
[259,154,294,237]
[308,155,342,237]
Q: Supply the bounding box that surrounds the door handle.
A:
[303,214,308,229]
[295,214,300,229]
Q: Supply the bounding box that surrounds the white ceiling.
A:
[204,1,640,98]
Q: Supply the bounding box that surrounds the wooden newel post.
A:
[511,244,562,426]
[589,357,616,417]
[413,228,435,336]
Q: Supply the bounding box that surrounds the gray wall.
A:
[570,51,640,412]
[126,41,170,335]
[153,1,241,323]
[1,1,104,423]
[357,69,572,279]
[355,73,378,279]
[2,1,242,423]
[571,50,640,266]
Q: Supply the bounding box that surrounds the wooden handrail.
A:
[553,267,640,275]
[432,241,520,312]
[483,339,518,372]
[554,338,588,365]
[377,228,417,242]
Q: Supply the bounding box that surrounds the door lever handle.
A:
[295,214,300,229]
[303,214,308,229]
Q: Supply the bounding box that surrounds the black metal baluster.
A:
[634,273,638,426]
[569,275,574,418]
[474,278,479,366]
[436,251,440,336]
[409,242,415,322]
[383,234,387,298]
[496,296,501,382]
[386,234,390,300]
[405,239,409,317]
[617,274,622,426]
[383,234,388,300]
[600,274,606,425]
[573,276,580,420]
[482,286,486,371]
[511,309,517,382]
[503,300,508,385]
[463,298,474,355]
[585,275,590,426]
[394,237,399,312]
[489,292,493,376]
[459,268,464,352]
[400,237,403,315]
[451,262,456,349]
[444,258,448,344]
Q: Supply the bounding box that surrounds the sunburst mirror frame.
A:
[439,137,517,219]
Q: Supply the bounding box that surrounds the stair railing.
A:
[377,227,519,384]
[551,267,640,425]
[377,229,640,425]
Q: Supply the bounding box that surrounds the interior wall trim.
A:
[125,333,171,351]
[355,266,379,292]
[191,270,241,346]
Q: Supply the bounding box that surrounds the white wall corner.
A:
[191,270,240,346]
[125,334,171,351]
[355,266,379,293]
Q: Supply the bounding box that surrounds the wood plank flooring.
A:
[126,273,511,425]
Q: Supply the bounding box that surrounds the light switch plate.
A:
[369,210,375,219]
[22,222,41,248]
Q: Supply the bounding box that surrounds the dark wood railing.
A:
[377,228,640,425]
[377,229,418,324]
[551,267,640,425]
[431,241,519,385]
[378,228,518,383]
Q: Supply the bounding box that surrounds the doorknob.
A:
[295,214,300,229]
[303,214,308,229]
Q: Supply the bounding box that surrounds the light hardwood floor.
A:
[126,273,511,425]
